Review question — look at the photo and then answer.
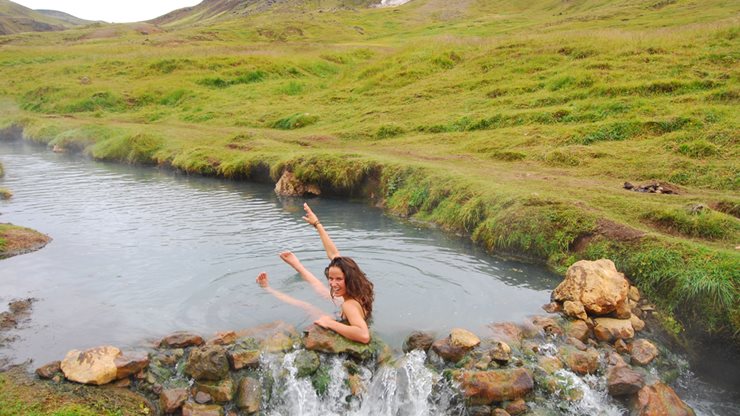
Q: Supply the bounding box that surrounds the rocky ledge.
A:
[32,259,696,415]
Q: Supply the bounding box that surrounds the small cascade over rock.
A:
[37,259,698,415]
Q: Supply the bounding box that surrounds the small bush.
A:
[278,81,305,96]
[543,149,581,166]
[271,113,318,130]
[576,121,641,145]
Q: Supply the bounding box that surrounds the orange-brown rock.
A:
[207,331,237,346]
[160,331,204,348]
[193,378,235,403]
[61,346,121,385]
[631,339,659,366]
[450,328,481,349]
[566,320,591,342]
[114,351,149,379]
[236,376,261,413]
[559,345,599,375]
[630,314,646,332]
[552,259,629,316]
[274,170,321,197]
[563,301,588,321]
[607,365,645,396]
[505,398,528,415]
[633,383,696,416]
[160,388,188,414]
[182,402,224,416]
[593,317,634,342]
[454,368,534,405]
[487,322,523,348]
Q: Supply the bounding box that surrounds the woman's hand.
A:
[256,272,270,288]
[302,203,320,227]
[279,251,301,267]
[314,315,335,328]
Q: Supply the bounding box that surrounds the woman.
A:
[257,203,374,344]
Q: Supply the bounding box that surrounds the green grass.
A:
[0,0,738,344]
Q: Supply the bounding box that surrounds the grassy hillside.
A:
[0,0,738,345]
[0,0,93,35]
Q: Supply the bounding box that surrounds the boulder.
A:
[542,302,561,313]
[614,299,632,319]
[114,351,149,379]
[607,365,645,396]
[552,259,629,316]
[558,345,599,375]
[593,317,634,342]
[185,345,230,381]
[633,383,696,416]
[227,348,260,370]
[160,331,204,348]
[432,338,471,363]
[629,286,641,302]
[631,339,659,366]
[35,360,61,379]
[402,331,435,353]
[303,325,378,361]
[236,321,299,352]
[453,368,534,404]
[182,402,224,416]
[450,328,481,348]
[274,170,321,197]
[194,378,235,403]
[61,346,121,385]
[294,350,320,377]
[563,301,588,321]
[523,316,561,337]
[236,376,261,413]
[160,388,188,414]
[565,336,588,351]
[566,320,591,342]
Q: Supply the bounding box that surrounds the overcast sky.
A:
[13,0,203,23]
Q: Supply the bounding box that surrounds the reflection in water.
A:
[0,140,557,366]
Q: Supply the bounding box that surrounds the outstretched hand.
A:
[279,251,301,267]
[302,203,319,227]
[256,272,270,288]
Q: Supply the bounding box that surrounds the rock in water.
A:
[552,259,629,316]
[633,382,696,416]
[607,365,645,396]
[274,170,321,196]
[160,331,204,348]
[236,377,261,413]
[61,345,121,385]
[453,368,534,404]
[160,388,188,414]
[402,331,435,353]
[303,325,378,360]
[185,345,230,381]
[631,339,659,366]
[593,317,635,342]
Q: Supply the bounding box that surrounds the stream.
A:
[0,138,737,415]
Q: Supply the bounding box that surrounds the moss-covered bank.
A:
[0,223,50,259]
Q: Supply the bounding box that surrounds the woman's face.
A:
[327,266,346,298]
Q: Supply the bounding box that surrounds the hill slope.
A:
[0,0,93,34]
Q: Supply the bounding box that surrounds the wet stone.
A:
[182,402,224,416]
[566,320,590,342]
[505,398,528,415]
[468,405,493,416]
[194,391,212,404]
[160,388,188,414]
[607,365,645,396]
[402,331,435,353]
[236,376,261,413]
[559,345,599,375]
[631,339,659,366]
[160,331,204,348]
[35,360,61,379]
[185,345,230,381]
[194,378,234,403]
[294,350,320,377]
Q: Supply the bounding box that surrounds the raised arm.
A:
[256,272,325,319]
[279,251,331,300]
[302,203,340,260]
[314,300,370,344]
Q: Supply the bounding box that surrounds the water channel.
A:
[1,138,737,415]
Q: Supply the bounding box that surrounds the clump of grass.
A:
[575,121,642,145]
[158,89,192,106]
[0,188,12,199]
[543,149,581,166]
[641,207,739,240]
[280,154,379,194]
[90,133,164,165]
[197,71,267,89]
[677,140,721,158]
[0,161,4,177]
[270,113,319,130]
[711,200,740,218]
[375,124,405,139]
[491,151,526,161]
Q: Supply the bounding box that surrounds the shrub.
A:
[677,140,721,158]
[376,125,405,139]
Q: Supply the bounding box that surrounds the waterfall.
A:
[261,349,464,416]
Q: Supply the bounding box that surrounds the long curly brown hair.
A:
[325,256,374,320]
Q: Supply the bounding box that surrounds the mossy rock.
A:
[302,325,383,361]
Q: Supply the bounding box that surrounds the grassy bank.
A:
[0,224,50,259]
[0,0,737,345]
[0,367,151,416]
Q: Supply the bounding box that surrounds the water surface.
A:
[0,139,557,366]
